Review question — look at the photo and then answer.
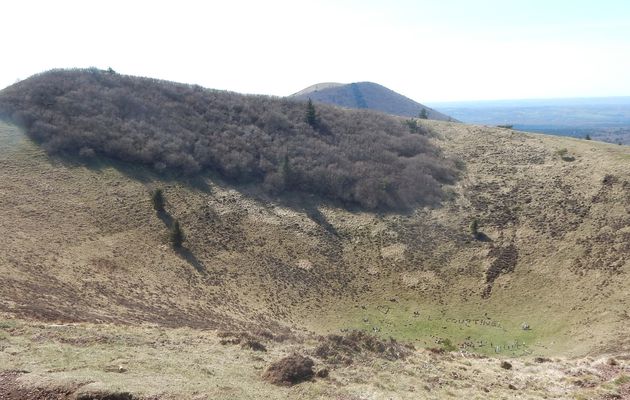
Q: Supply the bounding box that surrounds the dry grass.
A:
[1,318,629,399]
[0,118,629,398]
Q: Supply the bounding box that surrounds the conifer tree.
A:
[306,98,318,127]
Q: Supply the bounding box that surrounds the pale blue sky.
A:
[1,0,629,101]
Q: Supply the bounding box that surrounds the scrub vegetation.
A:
[0,68,460,210]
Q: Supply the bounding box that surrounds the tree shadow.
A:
[156,208,207,274]
[304,205,338,237]
[474,232,493,242]
[157,209,173,228]
[175,246,207,275]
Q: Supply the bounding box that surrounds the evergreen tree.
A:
[419,108,428,119]
[306,98,318,127]
[404,119,420,133]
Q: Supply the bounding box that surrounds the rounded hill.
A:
[291,81,456,121]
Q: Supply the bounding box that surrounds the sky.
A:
[1,0,630,102]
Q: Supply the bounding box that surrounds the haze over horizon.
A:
[2,0,630,102]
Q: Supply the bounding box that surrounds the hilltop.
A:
[0,71,629,399]
[291,81,455,121]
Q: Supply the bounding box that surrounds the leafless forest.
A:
[0,69,459,209]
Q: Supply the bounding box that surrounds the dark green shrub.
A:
[404,119,420,133]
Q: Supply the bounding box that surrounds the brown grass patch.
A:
[313,330,414,365]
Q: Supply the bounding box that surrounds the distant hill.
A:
[291,81,456,121]
[292,82,344,97]
[431,97,630,144]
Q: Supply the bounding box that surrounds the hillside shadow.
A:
[35,139,459,221]
[48,151,213,194]
[40,141,456,242]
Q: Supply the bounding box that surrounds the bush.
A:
[0,69,460,210]
[555,148,575,162]
[404,118,421,134]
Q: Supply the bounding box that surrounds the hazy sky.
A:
[2,0,630,102]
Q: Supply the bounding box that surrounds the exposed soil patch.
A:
[262,354,315,386]
[0,371,140,400]
[0,370,82,400]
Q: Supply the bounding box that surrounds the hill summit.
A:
[291,81,455,121]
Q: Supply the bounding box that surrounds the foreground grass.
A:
[1,317,629,399]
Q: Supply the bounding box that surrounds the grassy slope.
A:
[0,119,629,398]
[300,124,629,358]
